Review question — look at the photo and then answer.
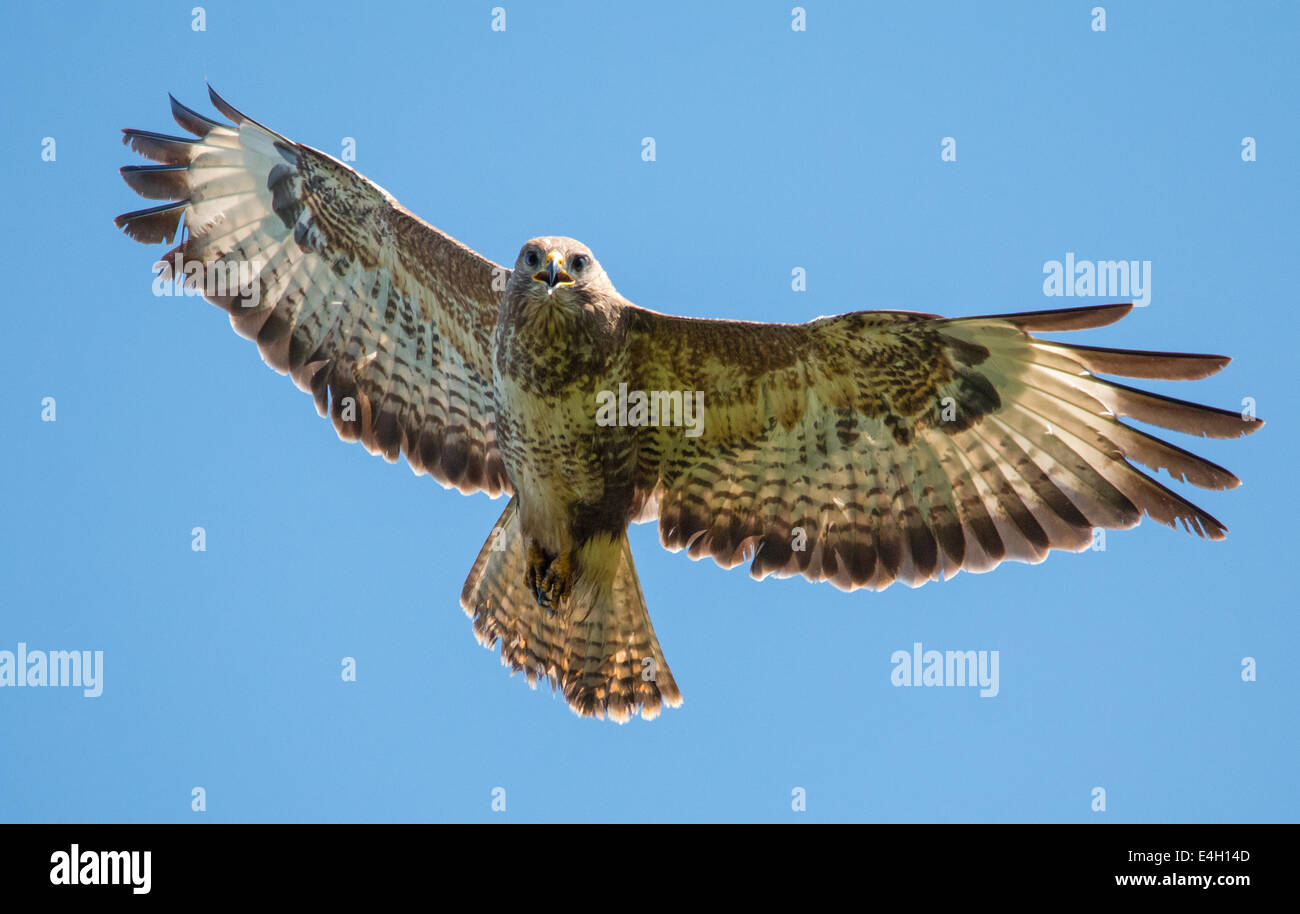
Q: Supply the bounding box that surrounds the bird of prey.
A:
[115,88,1263,722]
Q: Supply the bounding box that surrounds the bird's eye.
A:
[571,254,589,273]
[523,249,540,268]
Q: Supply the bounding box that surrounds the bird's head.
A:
[508,236,614,309]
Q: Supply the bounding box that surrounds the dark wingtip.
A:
[169,93,226,137]
[1046,342,1235,380]
[120,128,202,165]
[114,200,187,244]
[205,83,285,138]
[119,163,190,200]
[206,83,245,125]
[967,303,1135,333]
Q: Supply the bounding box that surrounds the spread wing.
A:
[115,87,509,495]
[625,303,1262,590]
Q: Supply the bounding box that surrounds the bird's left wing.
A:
[624,302,1261,590]
[115,88,510,495]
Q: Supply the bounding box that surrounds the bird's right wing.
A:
[624,303,1262,591]
[115,87,510,495]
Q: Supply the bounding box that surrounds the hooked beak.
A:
[532,251,574,293]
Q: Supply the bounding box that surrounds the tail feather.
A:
[460,497,681,722]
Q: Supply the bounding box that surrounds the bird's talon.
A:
[526,542,571,612]
[539,553,573,610]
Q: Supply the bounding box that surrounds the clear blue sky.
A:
[1,0,1295,823]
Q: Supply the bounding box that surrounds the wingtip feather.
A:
[967,302,1135,332]
[169,93,226,137]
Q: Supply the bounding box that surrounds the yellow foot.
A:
[524,541,547,604]
[524,542,572,614]
[538,552,573,611]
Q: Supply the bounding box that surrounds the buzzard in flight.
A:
[116,88,1262,722]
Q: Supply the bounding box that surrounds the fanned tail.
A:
[460,498,681,722]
